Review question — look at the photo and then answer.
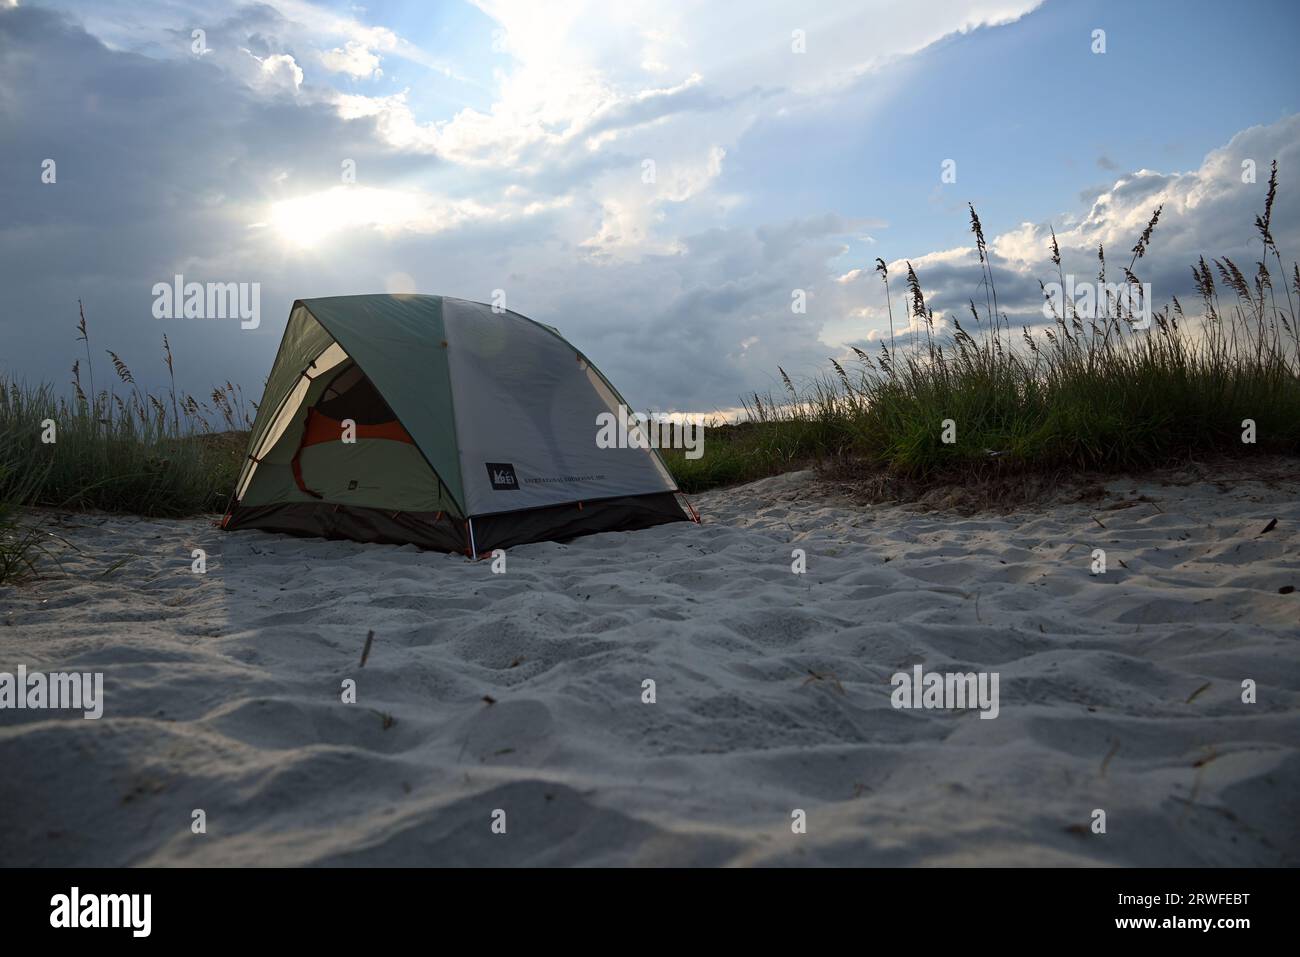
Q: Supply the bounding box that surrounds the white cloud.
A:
[825,115,1300,349]
[321,0,1044,256]
[267,185,572,248]
[266,0,458,77]
[320,39,384,78]
[580,145,729,257]
[251,52,303,93]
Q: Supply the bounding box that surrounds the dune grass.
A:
[660,401,851,493]
[0,309,252,533]
[672,164,1299,491]
[0,414,55,584]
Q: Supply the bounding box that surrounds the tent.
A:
[222,295,696,555]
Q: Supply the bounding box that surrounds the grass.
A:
[661,410,849,493]
[0,311,253,582]
[0,415,55,584]
[670,162,1299,493]
[1,378,249,517]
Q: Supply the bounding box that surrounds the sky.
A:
[2,0,1299,418]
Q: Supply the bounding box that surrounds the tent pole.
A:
[467,517,478,559]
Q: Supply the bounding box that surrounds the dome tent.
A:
[222,295,694,555]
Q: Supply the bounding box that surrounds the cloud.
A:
[252,0,455,78]
[247,50,303,93]
[267,185,572,246]
[324,0,1044,257]
[319,39,384,79]
[826,116,1300,347]
[8,0,1295,420]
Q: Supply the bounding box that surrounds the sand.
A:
[2,468,1297,866]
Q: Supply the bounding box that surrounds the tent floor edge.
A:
[469,491,690,553]
[224,503,468,553]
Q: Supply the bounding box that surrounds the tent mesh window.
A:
[315,363,399,425]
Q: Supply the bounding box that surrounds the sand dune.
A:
[2,469,1297,866]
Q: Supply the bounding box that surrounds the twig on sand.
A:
[359,629,375,667]
[1186,681,1212,704]
[98,555,137,577]
[456,696,499,763]
[802,670,846,694]
[1182,746,1218,821]
[1100,739,1120,777]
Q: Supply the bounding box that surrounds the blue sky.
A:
[3,0,1299,416]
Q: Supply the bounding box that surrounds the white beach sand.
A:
[2,468,1297,866]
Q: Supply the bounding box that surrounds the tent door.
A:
[288,363,423,504]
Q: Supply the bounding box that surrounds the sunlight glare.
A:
[269,186,416,248]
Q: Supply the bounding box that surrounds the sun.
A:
[268,186,415,248]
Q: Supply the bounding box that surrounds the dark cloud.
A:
[0,7,442,401]
[0,6,873,414]
[3,4,1298,421]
